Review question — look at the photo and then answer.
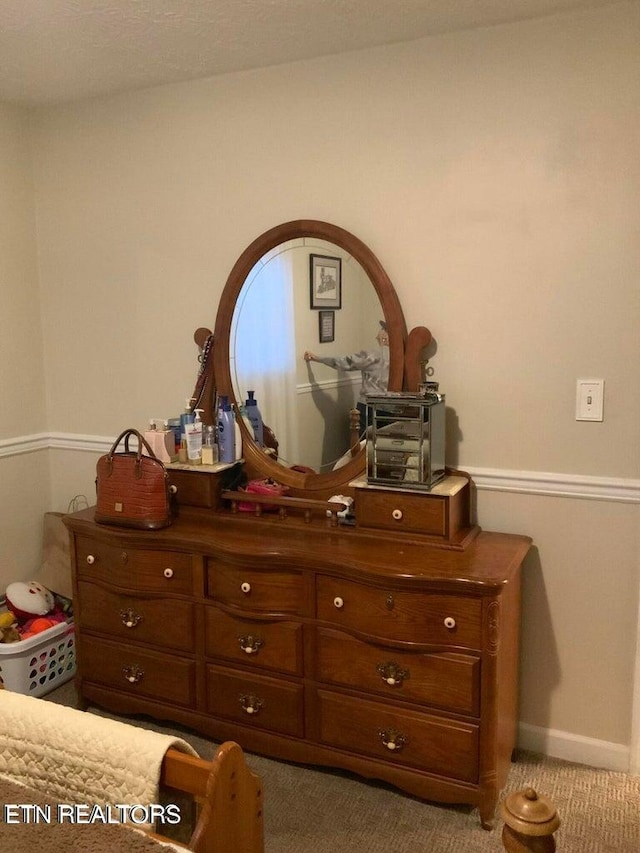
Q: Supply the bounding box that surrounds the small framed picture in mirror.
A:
[318,310,335,343]
[310,254,342,309]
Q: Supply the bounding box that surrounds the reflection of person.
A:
[304,320,390,427]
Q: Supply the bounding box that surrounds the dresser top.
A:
[65,506,531,592]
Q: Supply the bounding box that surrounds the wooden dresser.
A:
[64,475,530,829]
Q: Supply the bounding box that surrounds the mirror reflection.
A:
[230,238,384,472]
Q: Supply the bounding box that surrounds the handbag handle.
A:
[105,428,162,478]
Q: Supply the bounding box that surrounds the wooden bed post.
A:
[158,743,264,853]
[500,787,560,852]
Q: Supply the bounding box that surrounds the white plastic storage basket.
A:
[0,618,76,697]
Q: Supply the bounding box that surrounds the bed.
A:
[0,691,264,853]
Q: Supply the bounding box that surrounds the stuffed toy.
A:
[4,581,70,641]
[5,580,55,624]
[19,615,64,640]
[0,611,20,643]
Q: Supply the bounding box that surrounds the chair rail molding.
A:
[0,433,49,457]
[468,466,640,504]
[1,433,639,504]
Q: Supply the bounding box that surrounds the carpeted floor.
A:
[45,682,639,852]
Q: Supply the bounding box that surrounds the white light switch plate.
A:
[576,378,604,421]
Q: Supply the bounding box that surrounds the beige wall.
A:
[0,104,46,436]
[2,3,639,764]
[31,5,640,473]
[0,104,51,575]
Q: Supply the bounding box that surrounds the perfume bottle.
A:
[202,424,218,465]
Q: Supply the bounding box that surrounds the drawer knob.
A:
[333,596,344,609]
[122,664,144,684]
[239,694,264,716]
[391,509,403,521]
[239,635,264,655]
[169,484,178,495]
[378,728,407,752]
[120,609,144,629]
[163,568,174,579]
[86,555,95,565]
[241,582,252,594]
[444,616,456,629]
[377,661,409,687]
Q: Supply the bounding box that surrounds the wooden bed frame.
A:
[152,743,558,853]
[149,742,264,853]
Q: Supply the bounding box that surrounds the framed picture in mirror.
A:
[318,310,335,343]
[310,254,341,309]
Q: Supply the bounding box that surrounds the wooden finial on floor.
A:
[500,787,560,852]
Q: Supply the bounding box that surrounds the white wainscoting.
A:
[4,434,640,505]
[4,431,635,503]
[296,375,360,395]
[3,431,639,772]
[468,466,640,504]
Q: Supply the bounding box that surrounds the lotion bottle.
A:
[144,419,175,463]
[217,397,236,464]
[186,408,204,465]
[202,424,218,465]
[160,419,178,462]
[234,413,243,461]
[180,399,194,442]
[144,419,159,452]
[245,390,264,447]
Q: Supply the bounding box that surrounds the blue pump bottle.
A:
[217,396,236,463]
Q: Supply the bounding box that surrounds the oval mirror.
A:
[213,220,407,498]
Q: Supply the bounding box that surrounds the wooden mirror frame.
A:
[213,219,408,499]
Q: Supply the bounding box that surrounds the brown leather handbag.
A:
[95,429,175,529]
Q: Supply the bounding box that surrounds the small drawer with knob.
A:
[79,636,196,707]
[75,536,193,594]
[316,575,482,648]
[314,688,479,783]
[315,628,480,715]
[205,664,304,737]
[204,605,303,675]
[76,581,195,652]
[355,489,447,536]
[206,558,305,614]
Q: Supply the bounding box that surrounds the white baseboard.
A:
[518,722,631,773]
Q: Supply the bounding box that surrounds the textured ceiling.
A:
[0,0,624,106]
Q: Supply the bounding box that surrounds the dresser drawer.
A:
[205,606,303,675]
[206,664,304,738]
[207,560,304,614]
[316,576,482,649]
[356,489,446,536]
[315,628,480,716]
[315,688,478,783]
[77,581,196,653]
[80,636,196,707]
[75,536,193,594]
